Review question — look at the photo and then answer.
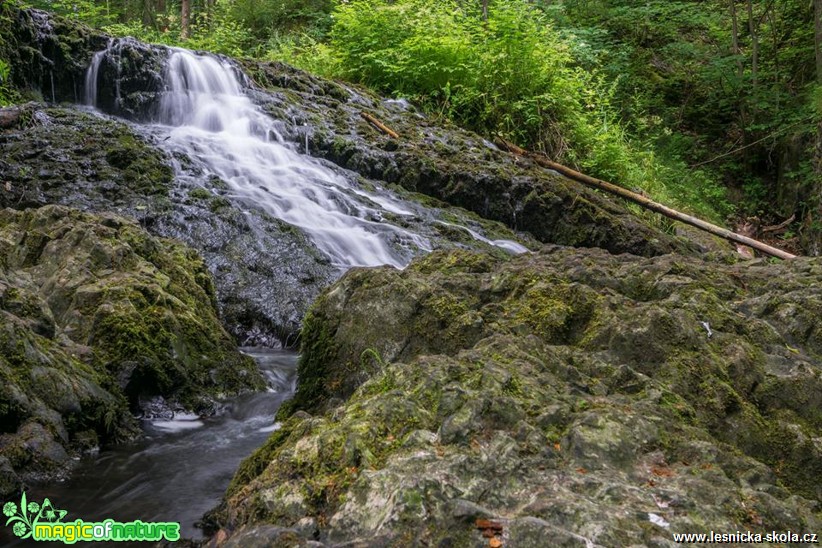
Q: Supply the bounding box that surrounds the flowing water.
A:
[20,349,297,542]
[22,44,528,542]
[85,46,527,268]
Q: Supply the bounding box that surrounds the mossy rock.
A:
[0,205,264,496]
[221,247,822,546]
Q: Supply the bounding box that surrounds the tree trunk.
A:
[141,0,154,28]
[806,0,822,255]
[746,0,758,89]
[180,0,191,40]
[730,0,743,79]
[156,0,167,30]
[817,0,822,85]
[482,0,488,21]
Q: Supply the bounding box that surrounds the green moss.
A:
[279,303,340,418]
[0,206,265,484]
[410,248,498,276]
[209,196,231,212]
[227,416,303,497]
[188,187,212,200]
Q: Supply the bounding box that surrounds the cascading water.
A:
[31,42,529,540]
[84,46,526,270]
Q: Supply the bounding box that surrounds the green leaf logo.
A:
[4,492,67,539]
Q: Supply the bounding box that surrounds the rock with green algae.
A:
[214,247,822,547]
[0,205,264,497]
[0,5,107,104]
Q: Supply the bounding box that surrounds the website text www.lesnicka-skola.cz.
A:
[673,531,818,544]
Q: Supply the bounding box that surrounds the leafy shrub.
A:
[104,0,253,57]
[277,0,730,221]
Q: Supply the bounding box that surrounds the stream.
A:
[4,42,527,545]
[22,349,297,542]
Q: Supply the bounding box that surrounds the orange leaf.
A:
[651,466,675,478]
[490,538,502,548]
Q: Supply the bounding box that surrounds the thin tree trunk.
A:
[807,0,822,255]
[731,0,748,138]
[141,0,153,28]
[482,0,488,21]
[731,0,743,79]
[746,0,758,89]
[180,0,190,39]
[156,0,166,30]
[816,0,822,85]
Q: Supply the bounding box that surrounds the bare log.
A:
[361,112,399,139]
[494,138,797,260]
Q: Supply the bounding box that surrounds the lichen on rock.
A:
[218,247,822,546]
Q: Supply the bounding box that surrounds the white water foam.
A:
[160,49,430,268]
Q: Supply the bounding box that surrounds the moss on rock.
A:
[221,247,822,546]
[0,205,264,496]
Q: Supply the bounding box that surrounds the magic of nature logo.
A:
[3,491,180,544]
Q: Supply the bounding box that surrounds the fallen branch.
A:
[762,214,795,234]
[494,138,797,260]
[361,111,399,139]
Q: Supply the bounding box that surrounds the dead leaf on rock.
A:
[651,466,675,478]
[476,518,504,539]
[489,538,502,548]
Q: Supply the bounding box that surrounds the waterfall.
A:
[85,46,526,269]
[84,42,110,106]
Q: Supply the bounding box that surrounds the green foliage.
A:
[541,0,818,223]
[0,59,17,107]
[26,0,114,26]
[231,0,333,40]
[186,1,253,57]
[277,0,730,221]
[262,32,340,76]
[103,0,253,57]
[0,58,12,106]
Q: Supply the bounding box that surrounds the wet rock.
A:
[241,60,702,259]
[0,104,337,345]
[89,37,168,120]
[0,456,23,499]
[0,7,107,103]
[0,205,263,485]
[219,247,822,546]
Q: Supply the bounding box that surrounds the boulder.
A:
[0,205,264,496]
[219,247,822,546]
